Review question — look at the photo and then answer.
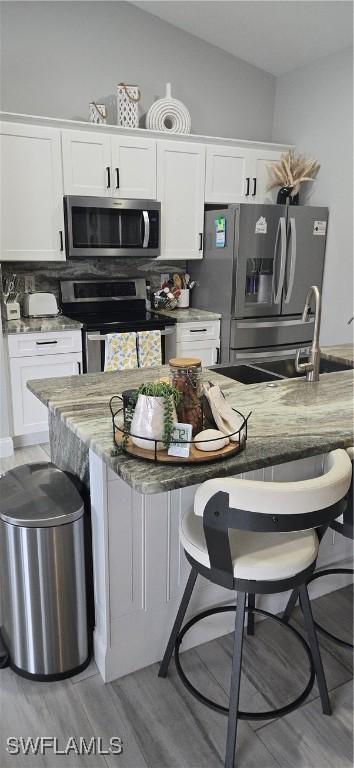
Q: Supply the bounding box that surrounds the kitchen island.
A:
[28,363,354,682]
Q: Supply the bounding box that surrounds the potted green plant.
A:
[124,382,181,451]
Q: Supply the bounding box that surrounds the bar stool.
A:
[158,449,352,768]
[283,447,353,650]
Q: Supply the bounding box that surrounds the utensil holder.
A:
[177,289,190,308]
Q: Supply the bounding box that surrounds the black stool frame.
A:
[158,489,347,768]
[283,471,353,650]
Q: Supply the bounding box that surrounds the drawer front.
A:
[176,320,220,343]
[7,330,82,357]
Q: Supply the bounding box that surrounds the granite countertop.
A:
[28,365,354,495]
[3,315,83,334]
[321,345,354,366]
[152,307,221,322]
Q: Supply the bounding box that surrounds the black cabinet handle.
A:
[36,340,58,345]
[245,177,250,196]
[106,166,111,188]
[190,328,207,333]
[59,230,64,251]
[78,361,81,374]
[199,232,203,251]
[115,168,120,189]
[252,177,257,196]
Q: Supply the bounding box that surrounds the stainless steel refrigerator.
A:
[189,204,328,364]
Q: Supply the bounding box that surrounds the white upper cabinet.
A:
[157,140,206,260]
[62,130,112,196]
[248,148,283,203]
[205,145,250,203]
[62,130,157,199]
[111,136,156,199]
[0,123,65,261]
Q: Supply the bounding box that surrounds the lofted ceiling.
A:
[131,1,353,76]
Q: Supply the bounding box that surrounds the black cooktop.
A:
[64,309,176,333]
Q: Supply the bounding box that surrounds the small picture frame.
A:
[168,423,193,458]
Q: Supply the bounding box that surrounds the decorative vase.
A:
[277,186,299,205]
[146,83,191,134]
[117,83,141,128]
[130,394,177,451]
[89,103,107,124]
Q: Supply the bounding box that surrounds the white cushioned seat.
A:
[180,508,318,581]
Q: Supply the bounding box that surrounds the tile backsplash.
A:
[1,258,186,303]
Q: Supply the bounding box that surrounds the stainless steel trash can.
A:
[0,462,89,680]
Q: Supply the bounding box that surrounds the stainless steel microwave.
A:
[64,196,160,258]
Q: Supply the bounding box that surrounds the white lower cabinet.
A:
[8,330,82,440]
[165,320,220,365]
[10,353,81,437]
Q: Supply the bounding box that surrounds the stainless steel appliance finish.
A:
[0,463,88,679]
[189,204,328,363]
[64,196,160,258]
[60,278,176,373]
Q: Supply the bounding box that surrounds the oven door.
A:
[64,197,160,258]
[83,326,175,373]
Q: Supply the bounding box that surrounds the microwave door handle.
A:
[142,211,150,248]
[284,217,297,304]
[273,216,286,305]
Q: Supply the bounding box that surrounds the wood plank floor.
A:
[0,446,353,767]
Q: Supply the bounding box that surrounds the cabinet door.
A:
[205,145,250,203]
[62,129,112,196]
[249,149,283,204]
[1,123,65,261]
[157,141,205,260]
[175,341,219,366]
[111,136,156,199]
[10,353,81,436]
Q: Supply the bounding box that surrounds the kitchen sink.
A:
[210,356,353,385]
[210,364,282,384]
[259,357,354,379]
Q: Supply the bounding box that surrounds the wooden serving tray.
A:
[115,431,244,464]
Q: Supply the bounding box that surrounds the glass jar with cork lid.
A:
[169,357,203,436]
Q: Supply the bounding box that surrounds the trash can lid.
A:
[0,463,84,527]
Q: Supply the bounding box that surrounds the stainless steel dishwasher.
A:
[0,462,90,680]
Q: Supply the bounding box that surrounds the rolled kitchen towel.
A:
[137,330,162,368]
[104,332,138,371]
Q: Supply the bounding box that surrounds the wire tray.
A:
[110,395,251,465]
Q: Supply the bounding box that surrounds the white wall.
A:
[272,47,353,345]
[0,0,275,141]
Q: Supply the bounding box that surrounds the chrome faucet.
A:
[295,285,322,382]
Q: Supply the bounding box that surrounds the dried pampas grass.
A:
[267,150,320,196]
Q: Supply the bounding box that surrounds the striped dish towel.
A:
[137,330,162,368]
[104,332,138,371]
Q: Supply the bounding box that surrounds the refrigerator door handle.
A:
[273,217,286,304]
[284,217,297,304]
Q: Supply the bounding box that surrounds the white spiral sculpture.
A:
[146,83,191,134]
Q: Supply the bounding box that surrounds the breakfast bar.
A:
[28,362,354,682]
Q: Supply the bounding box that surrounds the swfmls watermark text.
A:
[6,736,123,757]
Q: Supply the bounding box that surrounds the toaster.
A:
[23,292,59,317]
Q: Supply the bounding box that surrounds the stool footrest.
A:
[174,605,315,721]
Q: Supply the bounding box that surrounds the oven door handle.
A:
[87,327,176,342]
[142,211,150,248]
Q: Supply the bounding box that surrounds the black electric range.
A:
[60,278,176,372]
